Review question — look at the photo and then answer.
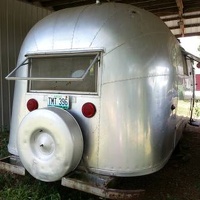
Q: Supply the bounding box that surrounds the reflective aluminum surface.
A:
[8,3,187,177]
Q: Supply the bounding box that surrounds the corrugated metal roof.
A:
[17,0,200,37]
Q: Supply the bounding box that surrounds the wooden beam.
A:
[176,0,185,36]
[161,13,200,22]
[176,31,200,38]
[167,23,200,30]
[41,0,84,7]
[53,0,94,10]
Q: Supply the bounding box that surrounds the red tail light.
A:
[82,102,96,118]
[27,99,38,111]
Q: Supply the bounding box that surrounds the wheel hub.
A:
[31,130,55,159]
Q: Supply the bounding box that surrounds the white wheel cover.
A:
[17,107,83,182]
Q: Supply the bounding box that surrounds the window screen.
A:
[29,54,99,93]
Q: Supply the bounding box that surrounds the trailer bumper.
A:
[62,171,145,200]
[0,155,25,175]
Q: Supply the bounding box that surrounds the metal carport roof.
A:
[17,0,200,37]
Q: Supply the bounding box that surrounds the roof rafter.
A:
[16,0,200,37]
[176,0,184,36]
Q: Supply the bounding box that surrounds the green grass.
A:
[176,100,191,117]
[0,132,9,158]
[0,169,97,200]
[0,106,199,200]
[0,132,98,200]
[166,194,178,200]
[0,175,61,200]
[177,100,200,119]
[0,132,60,199]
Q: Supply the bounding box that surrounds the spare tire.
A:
[17,107,83,182]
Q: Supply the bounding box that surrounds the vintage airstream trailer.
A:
[1,2,198,198]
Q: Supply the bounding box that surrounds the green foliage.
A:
[0,133,99,200]
[195,181,200,192]
[0,126,9,133]
[0,172,99,200]
[166,194,178,200]
[0,173,61,200]
[0,132,9,157]
[198,45,200,53]
[194,100,200,118]
[0,133,60,200]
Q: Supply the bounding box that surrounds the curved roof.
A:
[19,3,171,54]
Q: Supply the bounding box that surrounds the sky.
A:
[179,36,200,57]
[179,36,200,73]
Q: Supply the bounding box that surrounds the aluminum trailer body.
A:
[1,2,196,198]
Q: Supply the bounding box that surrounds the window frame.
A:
[6,50,103,95]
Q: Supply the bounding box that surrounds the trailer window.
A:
[29,54,99,93]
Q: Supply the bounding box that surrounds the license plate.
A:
[47,95,69,110]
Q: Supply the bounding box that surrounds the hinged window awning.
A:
[5,49,103,81]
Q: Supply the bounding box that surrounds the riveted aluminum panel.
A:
[8,3,187,176]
